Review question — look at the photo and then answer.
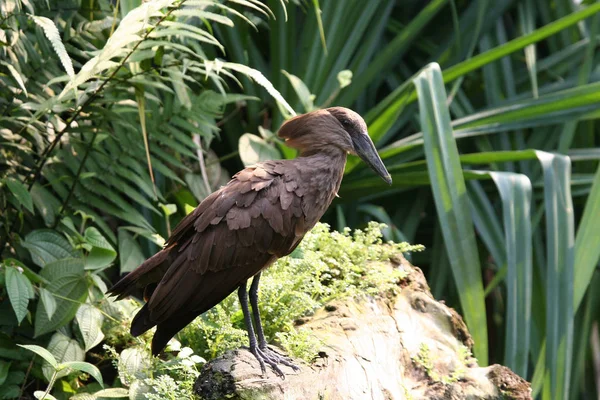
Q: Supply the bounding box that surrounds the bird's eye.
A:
[341,119,351,127]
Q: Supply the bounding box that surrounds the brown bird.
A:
[107,107,391,376]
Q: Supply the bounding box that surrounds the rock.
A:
[194,255,532,400]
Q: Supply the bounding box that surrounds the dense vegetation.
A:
[1,0,599,399]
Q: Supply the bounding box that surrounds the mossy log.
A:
[194,255,531,400]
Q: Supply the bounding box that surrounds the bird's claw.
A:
[260,345,300,371]
[248,345,300,379]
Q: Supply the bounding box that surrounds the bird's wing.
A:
[144,161,306,325]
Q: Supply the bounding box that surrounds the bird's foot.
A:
[248,345,300,379]
[260,345,300,371]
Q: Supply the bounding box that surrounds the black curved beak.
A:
[352,133,392,185]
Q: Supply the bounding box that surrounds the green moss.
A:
[413,342,471,384]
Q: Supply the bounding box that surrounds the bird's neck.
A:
[299,148,347,198]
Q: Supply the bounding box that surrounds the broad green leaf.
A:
[4,178,34,213]
[39,258,84,281]
[92,387,128,398]
[60,361,103,387]
[34,390,58,400]
[30,183,61,227]
[84,227,116,270]
[17,344,58,368]
[238,133,281,167]
[39,288,57,320]
[43,333,84,381]
[22,230,77,268]
[35,272,88,337]
[118,348,151,386]
[75,304,104,352]
[1,258,46,285]
[5,266,35,324]
[118,229,145,274]
[413,63,487,363]
[281,70,314,113]
[0,360,11,386]
[536,151,574,400]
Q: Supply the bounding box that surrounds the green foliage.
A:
[0,0,292,397]
[1,0,600,399]
[212,2,600,398]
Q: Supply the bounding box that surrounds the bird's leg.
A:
[249,273,299,371]
[248,273,267,347]
[238,280,287,378]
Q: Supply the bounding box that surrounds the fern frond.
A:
[31,15,75,78]
[216,60,297,117]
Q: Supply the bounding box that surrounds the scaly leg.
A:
[238,279,293,378]
[249,273,299,371]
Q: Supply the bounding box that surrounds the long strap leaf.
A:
[414,63,488,363]
[536,151,574,400]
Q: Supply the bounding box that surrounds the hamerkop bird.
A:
[107,107,392,376]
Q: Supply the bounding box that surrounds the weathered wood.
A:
[194,256,531,400]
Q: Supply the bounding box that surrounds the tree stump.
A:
[194,255,531,400]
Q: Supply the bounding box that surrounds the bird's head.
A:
[278,107,392,185]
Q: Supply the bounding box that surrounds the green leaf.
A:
[31,16,75,78]
[60,361,103,387]
[5,266,34,324]
[84,227,116,270]
[573,164,600,311]
[336,70,353,89]
[281,70,314,113]
[39,258,84,281]
[0,61,28,96]
[118,229,145,275]
[489,172,532,378]
[34,390,58,400]
[92,388,128,398]
[338,0,448,107]
[238,133,281,167]
[17,344,58,368]
[4,178,34,213]
[39,288,57,320]
[117,348,151,386]
[366,2,600,143]
[159,203,177,217]
[35,272,88,337]
[75,304,104,352]
[536,151,574,400]
[219,61,296,117]
[0,360,11,386]
[413,63,488,364]
[30,183,61,227]
[43,332,84,381]
[22,230,77,268]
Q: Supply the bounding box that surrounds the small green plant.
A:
[17,344,105,400]
[413,342,471,384]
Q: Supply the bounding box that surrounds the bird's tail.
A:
[106,245,173,301]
